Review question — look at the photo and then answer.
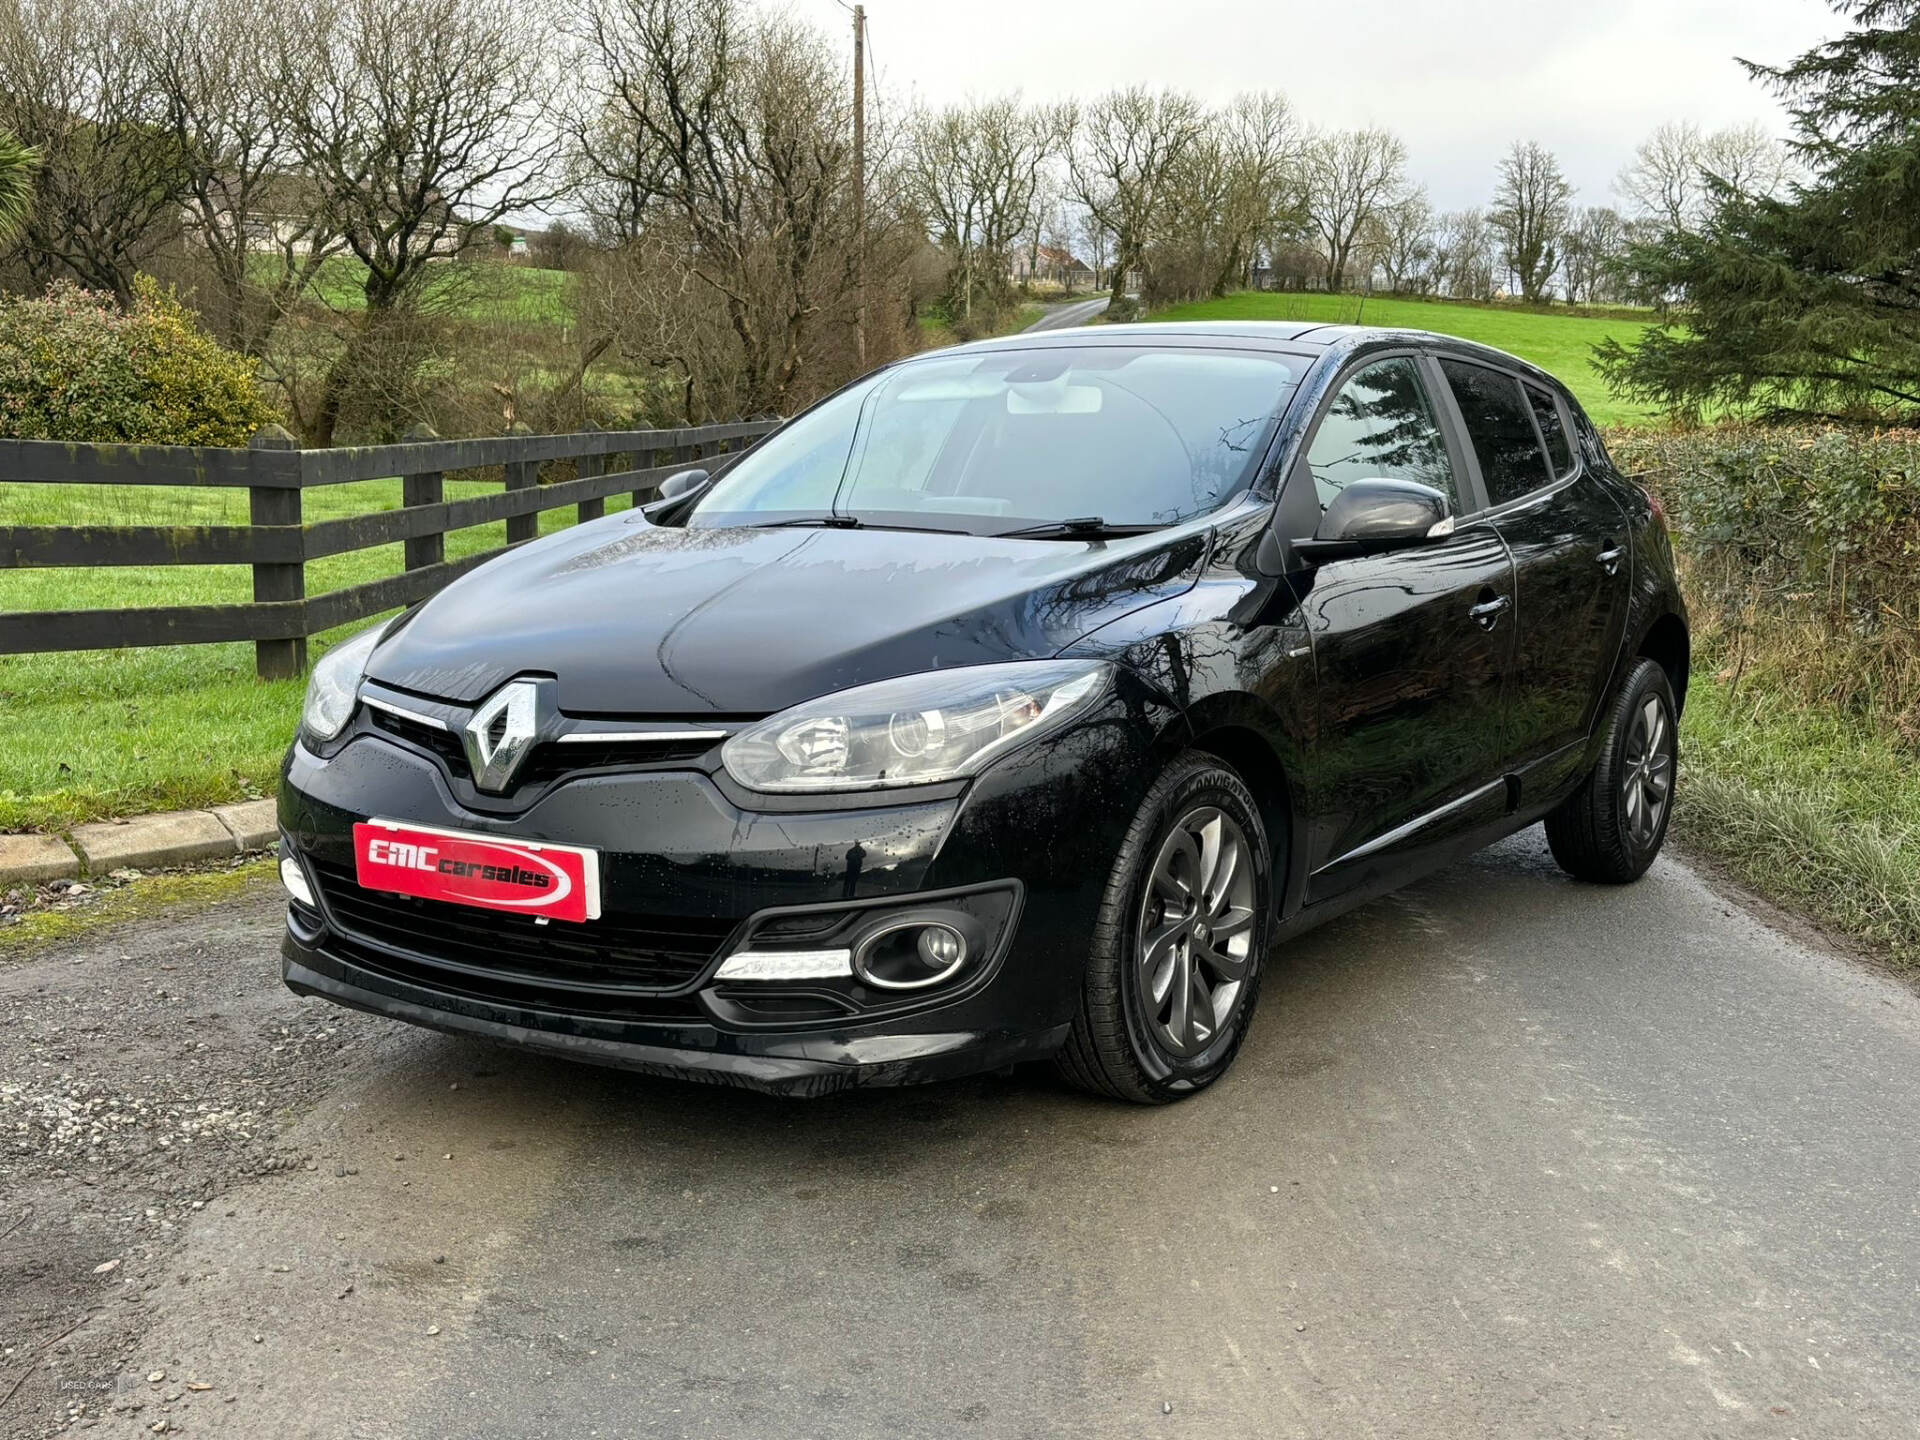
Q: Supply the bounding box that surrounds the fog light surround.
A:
[854,919,971,991]
[279,854,316,908]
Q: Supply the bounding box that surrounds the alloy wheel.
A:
[1136,806,1257,1058]
[1621,694,1674,849]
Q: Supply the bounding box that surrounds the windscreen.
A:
[688,346,1297,534]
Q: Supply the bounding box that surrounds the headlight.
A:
[721,660,1110,793]
[300,623,389,744]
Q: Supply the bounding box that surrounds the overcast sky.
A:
[786,0,1837,212]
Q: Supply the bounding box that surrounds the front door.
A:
[1292,355,1517,903]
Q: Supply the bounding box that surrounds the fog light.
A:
[854,921,970,991]
[917,924,964,968]
[279,855,316,908]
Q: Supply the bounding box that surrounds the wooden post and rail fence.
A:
[0,418,780,680]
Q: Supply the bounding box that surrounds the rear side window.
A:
[1524,383,1574,477]
[1438,359,1550,505]
[1305,357,1458,512]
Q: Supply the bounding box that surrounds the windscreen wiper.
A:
[759,513,863,529]
[995,516,1167,540]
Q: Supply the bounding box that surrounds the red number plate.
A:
[352,820,601,924]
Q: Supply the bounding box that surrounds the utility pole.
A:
[852,3,867,368]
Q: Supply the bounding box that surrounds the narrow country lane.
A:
[4,830,1918,1438]
[1022,296,1112,332]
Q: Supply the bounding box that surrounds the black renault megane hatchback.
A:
[277,321,1688,1103]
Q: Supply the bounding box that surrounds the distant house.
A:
[190,172,470,261]
[1010,244,1095,289]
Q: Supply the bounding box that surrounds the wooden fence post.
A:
[634,445,655,510]
[249,424,305,680]
[400,423,443,571]
[577,422,605,524]
[504,422,537,544]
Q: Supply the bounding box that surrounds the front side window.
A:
[689,346,1297,534]
[1304,357,1458,512]
[1439,359,1551,505]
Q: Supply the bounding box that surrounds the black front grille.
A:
[514,737,719,787]
[367,706,469,773]
[363,708,719,790]
[310,860,738,1004]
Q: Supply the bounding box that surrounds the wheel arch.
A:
[1176,701,1305,920]
[1636,610,1691,716]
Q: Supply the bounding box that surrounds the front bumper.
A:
[282,949,1070,1097]
[277,682,1171,1095]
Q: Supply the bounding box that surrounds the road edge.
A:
[1,800,278,884]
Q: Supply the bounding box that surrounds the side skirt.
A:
[1272,794,1566,947]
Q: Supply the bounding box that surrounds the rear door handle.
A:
[1597,542,1625,575]
[1469,595,1511,629]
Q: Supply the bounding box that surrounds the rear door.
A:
[1293,354,1517,904]
[1434,358,1632,799]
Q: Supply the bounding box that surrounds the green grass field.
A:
[0,481,639,833]
[282,256,574,326]
[1147,292,1661,427]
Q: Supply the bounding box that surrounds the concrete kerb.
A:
[3,800,281,887]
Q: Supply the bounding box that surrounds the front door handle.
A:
[1597,542,1625,575]
[1469,594,1511,629]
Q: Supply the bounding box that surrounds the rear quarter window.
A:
[1524,383,1574,478]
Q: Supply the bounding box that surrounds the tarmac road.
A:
[4,828,1918,1439]
[1023,296,1112,332]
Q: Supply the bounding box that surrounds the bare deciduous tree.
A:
[1190,91,1302,299]
[1490,140,1573,302]
[149,0,343,355]
[1433,207,1496,301]
[1372,187,1434,294]
[1560,204,1627,305]
[1699,120,1793,200]
[1615,120,1791,235]
[1614,120,1704,234]
[1300,127,1407,292]
[1070,87,1206,315]
[281,0,557,443]
[567,0,913,421]
[908,96,1068,324]
[0,0,192,301]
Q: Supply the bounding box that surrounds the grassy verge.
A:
[0,858,277,958]
[0,481,638,833]
[1676,671,1920,969]
[1147,291,1661,427]
[916,301,1048,350]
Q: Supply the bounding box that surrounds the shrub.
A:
[0,276,278,445]
[1611,425,1920,738]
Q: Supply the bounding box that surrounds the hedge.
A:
[0,276,277,446]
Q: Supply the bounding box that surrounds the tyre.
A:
[1544,658,1678,884]
[1055,753,1274,1104]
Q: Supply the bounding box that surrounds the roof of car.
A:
[948,320,1328,351]
[943,319,1560,390]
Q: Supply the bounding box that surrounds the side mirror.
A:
[656,467,711,502]
[1293,478,1453,563]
